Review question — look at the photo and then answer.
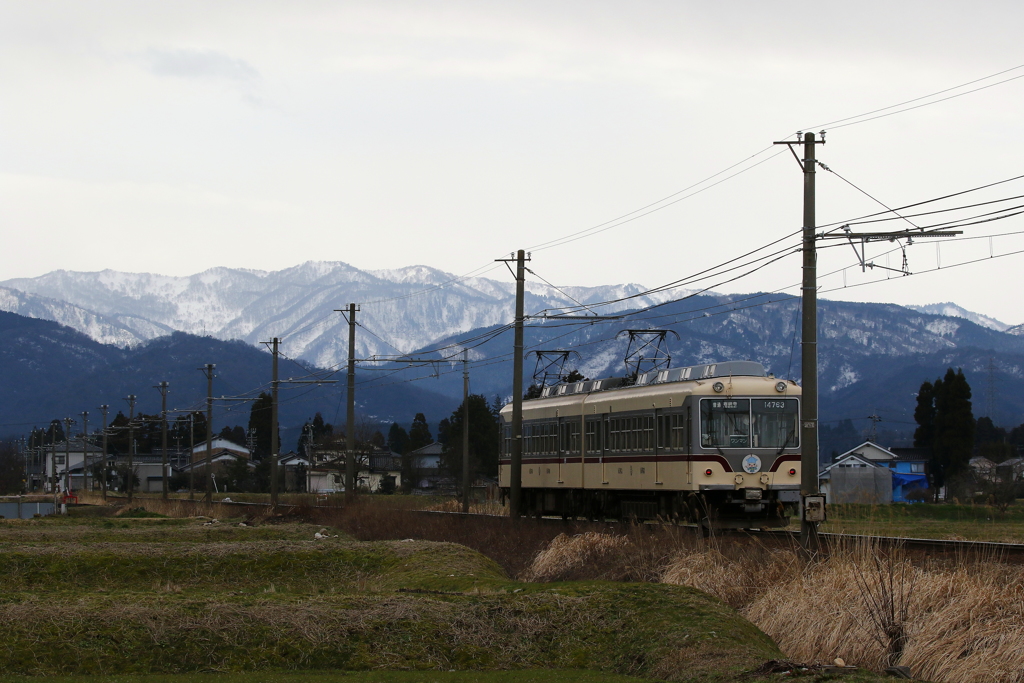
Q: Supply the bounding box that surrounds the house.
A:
[365,450,402,493]
[30,439,105,493]
[178,450,255,493]
[996,456,1024,482]
[819,441,929,503]
[407,442,456,494]
[189,438,250,462]
[819,453,892,504]
[279,451,310,492]
[278,450,346,493]
[968,456,997,482]
[284,447,403,493]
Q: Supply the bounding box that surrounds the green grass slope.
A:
[0,517,780,681]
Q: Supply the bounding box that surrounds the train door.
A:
[556,417,564,485]
[655,408,664,485]
[686,402,693,485]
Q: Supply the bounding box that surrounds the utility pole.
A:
[98,405,109,500]
[496,250,529,518]
[188,413,195,501]
[774,132,825,551]
[80,411,89,492]
[125,395,137,504]
[462,348,470,513]
[200,365,215,504]
[271,337,280,508]
[155,382,169,499]
[867,413,882,442]
[337,304,359,501]
[49,422,58,500]
[260,337,336,505]
[799,131,820,553]
[63,417,73,499]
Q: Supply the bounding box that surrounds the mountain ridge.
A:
[0,262,681,367]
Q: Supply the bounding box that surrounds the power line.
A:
[528,150,786,253]
[819,172,1024,232]
[804,64,1024,132]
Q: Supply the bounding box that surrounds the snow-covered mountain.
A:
[7,263,1024,441]
[0,286,172,347]
[907,302,1014,334]
[0,263,682,366]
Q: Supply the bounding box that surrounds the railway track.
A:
[753,528,1024,558]
[406,509,1024,559]
[90,496,1024,559]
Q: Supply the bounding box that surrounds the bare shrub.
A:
[521,532,633,582]
[852,546,915,667]
[742,544,1024,683]
[610,532,1024,683]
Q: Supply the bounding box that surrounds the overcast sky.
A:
[2,1,1023,324]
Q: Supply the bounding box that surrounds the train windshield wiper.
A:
[776,429,795,456]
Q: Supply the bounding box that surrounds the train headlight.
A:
[704,468,713,476]
[775,381,787,393]
[788,468,797,476]
[713,381,725,393]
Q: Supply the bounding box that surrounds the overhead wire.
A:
[802,64,1024,132]
[527,150,786,253]
[818,173,1024,232]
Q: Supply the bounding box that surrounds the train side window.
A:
[643,415,654,451]
[585,420,599,453]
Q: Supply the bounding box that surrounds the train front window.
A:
[700,399,750,448]
[751,399,800,449]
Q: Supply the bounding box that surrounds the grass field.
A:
[819,502,1024,542]
[0,512,795,682]
[16,498,1022,681]
[0,670,897,683]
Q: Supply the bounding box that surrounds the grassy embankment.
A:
[37,495,1024,682]
[0,509,792,683]
[820,501,1024,542]
[524,528,1024,683]
[0,672,898,683]
[90,489,1024,542]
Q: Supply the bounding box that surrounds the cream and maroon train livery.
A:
[498,360,803,528]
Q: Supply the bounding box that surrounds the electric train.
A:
[498,360,802,528]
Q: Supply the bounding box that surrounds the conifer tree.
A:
[913,368,974,499]
[247,392,275,459]
[440,394,501,479]
[387,423,409,455]
[407,413,432,452]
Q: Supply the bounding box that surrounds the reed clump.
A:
[523,531,1024,683]
[521,532,633,582]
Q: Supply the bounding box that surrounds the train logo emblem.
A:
[742,455,762,474]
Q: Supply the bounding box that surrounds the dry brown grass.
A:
[522,531,1024,683]
[746,547,1024,683]
[521,532,633,582]
[426,498,510,516]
